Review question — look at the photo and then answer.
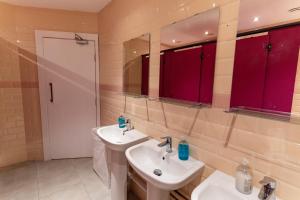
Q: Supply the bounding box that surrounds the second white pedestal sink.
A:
[97,125,148,200]
[125,139,205,200]
[191,170,281,200]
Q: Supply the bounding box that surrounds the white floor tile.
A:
[0,158,113,200]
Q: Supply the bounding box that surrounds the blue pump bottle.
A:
[178,137,189,160]
[118,115,126,128]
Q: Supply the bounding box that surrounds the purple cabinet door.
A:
[141,55,149,96]
[161,47,202,102]
[262,26,300,113]
[231,35,269,109]
[200,43,216,104]
[159,54,165,97]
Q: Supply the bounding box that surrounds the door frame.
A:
[35,30,100,161]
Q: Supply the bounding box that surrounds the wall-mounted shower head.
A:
[75,33,89,45]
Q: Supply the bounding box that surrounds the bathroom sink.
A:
[125,139,204,191]
[96,124,148,200]
[191,170,280,200]
[96,124,148,152]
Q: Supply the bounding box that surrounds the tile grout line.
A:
[36,161,42,200]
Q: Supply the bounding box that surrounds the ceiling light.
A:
[212,3,216,8]
[205,31,209,35]
[133,51,137,54]
[253,17,259,22]
[172,39,176,44]
[16,40,21,43]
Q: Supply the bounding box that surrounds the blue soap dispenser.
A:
[178,136,189,161]
[118,115,126,128]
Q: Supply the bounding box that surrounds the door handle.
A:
[49,82,54,103]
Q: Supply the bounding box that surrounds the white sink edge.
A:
[96,124,149,151]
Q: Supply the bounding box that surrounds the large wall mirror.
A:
[159,8,220,105]
[123,34,150,96]
[230,0,300,116]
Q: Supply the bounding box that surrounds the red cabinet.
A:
[200,43,217,104]
[160,43,216,103]
[231,35,269,109]
[141,55,149,96]
[263,26,300,112]
[231,25,300,113]
[161,47,202,102]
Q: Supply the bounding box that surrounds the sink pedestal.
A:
[147,183,170,200]
[111,150,128,200]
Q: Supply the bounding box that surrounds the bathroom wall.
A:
[97,0,300,200]
[0,2,98,167]
[0,2,27,167]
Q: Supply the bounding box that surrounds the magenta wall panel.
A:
[262,26,300,113]
[230,35,269,109]
[141,55,149,95]
[161,47,202,102]
[159,54,165,97]
[200,43,216,104]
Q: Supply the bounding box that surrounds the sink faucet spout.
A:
[258,176,277,200]
[123,118,134,135]
[158,136,172,153]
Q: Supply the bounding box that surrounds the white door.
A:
[41,36,97,159]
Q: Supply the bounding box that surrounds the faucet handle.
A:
[161,136,172,141]
[259,176,277,189]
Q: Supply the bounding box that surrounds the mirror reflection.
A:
[159,8,220,105]
[123,34,150,96]
[231,0,300,115]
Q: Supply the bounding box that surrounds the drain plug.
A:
[153,169,162,176]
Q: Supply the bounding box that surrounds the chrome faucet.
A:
[158,136,172,153]
[123,118,134,135]
[258,176,277,200]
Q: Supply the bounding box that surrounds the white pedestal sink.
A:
[96,125,148,200]
[125,139,204,200]
[191,170,281,200]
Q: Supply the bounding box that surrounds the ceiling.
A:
[161,0,300,48]
[161,8,220,49]
[239,0,300,32]
[0,0,111,12]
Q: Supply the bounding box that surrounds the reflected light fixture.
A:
[253,17,259,22]
[172,39,176,43]
[212,3,216,8]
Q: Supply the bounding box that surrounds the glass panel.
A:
[159,8,220,105]
[123,33,150,97]
[231,0,300,117]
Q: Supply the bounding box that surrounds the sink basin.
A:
[97,124,148,151]
[96,124,148,200]
[126,139,204,200]
[191,170,280,200]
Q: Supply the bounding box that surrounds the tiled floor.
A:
[0,158,111,200]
